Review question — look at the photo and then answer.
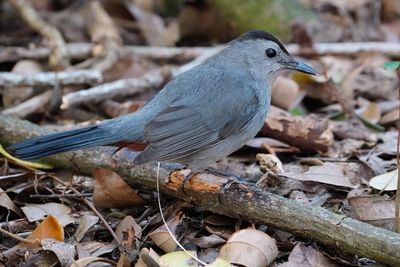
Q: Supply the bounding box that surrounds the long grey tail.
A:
[8,122,120,160]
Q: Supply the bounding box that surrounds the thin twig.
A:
[0,227,38,245]
[30,193,92,199]
[47,175,121,245]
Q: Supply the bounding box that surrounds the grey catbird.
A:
[8,30,316,172]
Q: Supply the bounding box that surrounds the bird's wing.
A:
[133,97,259,165]
[133,104,221,164]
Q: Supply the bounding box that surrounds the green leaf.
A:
[289,107,304,116]
[383,61,400,70]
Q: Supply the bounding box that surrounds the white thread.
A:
[156,162,207,266]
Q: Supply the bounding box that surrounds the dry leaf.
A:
[148,213,182,252]
[281,243,338,267]
[93,168,145,208]
[117,252,131,267]
[380,108,400,125]
[348,195,395,230]
[369,169,398,191]
[27,215,64,244]
[285,162,370,188]
[74,215,99,242]
[206,258,232,267]
[158,251,198,267]
[114,215,142,250]
[186,234,226,249]
[136,248,160,267]
[82,241,117,257]
[358,101,381,123]
[271,76,301,110]
[219,229,278,267]
[21,202,75,226]
[71,256,117,267]
[0,187,22,216]
[41,238,75,267]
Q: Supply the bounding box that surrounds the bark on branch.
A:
[0,115,400,265]
[0,70,102,88]
[1,42,399,65]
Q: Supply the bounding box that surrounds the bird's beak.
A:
[285,58,317,76]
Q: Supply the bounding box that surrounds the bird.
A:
[8,30,317,173]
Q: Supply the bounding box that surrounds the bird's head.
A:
[226,30,317,81]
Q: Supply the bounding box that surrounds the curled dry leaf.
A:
[136,248,160,267]
[348,195,395,230]
[148,213,182,253]
[369,169,398,191]
[21,202,75,226]
[27,215,64,244]
[93,168,145,208]
[219,229,278,267]
[0,187,22,216]
[271,76,301,110]
[74,215,99,242]
[114,215,142,250]
[41,238,75,267]
[281,243,338,267]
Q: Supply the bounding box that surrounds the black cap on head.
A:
[235,30,289,55]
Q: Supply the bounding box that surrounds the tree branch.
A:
[0,70,102,88]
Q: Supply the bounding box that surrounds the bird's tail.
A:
[7,121,120,160]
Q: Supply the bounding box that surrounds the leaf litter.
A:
[0,0,399,266]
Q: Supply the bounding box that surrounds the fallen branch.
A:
[261,106,334,153]
[2,91,52,118]
[2,42,399,65]
[0,115,400,265]
[61,67,172,108]
[0,43,91,64]
[10,0,70,69]
[0,70,102,88]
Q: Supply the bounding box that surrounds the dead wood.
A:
[0,115,400,265]
[61,67,172,108]
[261,106,334,153]
[2,91,52,118]
[9,0,70,69]
[2,42,399,65]
[0,70,102,88]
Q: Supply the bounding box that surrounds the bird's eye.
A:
[265,48,277,58]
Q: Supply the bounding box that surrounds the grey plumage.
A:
[8,30,316,171]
